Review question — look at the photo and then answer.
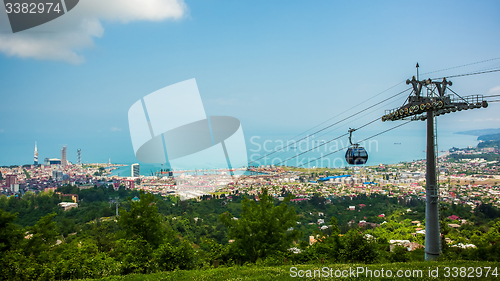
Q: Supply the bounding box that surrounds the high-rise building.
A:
[77,149,81,165]
[34,141,38,165]
[52,170,63,181]
[131,163,140,177]
[5,175,17,188]
[44,158,61,165]
[61,146,67,167]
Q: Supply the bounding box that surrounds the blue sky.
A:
[0,0,499,166]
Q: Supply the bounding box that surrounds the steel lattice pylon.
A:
[382,66,488,261]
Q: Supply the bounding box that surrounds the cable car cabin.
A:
[345,146,368,165]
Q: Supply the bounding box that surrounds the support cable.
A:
[315,96,404,140]
[296,120,414,168]
[248,59,500,167]
[281,81,407,142]
[421,57,500,76]
[277,117,380,166]
[273,96,405,163]
[432,68,500,80]
[249,87,412,165]
[484,94,500,98]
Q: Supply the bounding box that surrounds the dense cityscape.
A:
[1,136,499,280]
[3,140,499,209]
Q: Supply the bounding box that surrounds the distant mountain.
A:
[478,133,500,141]
[454,128,500,136]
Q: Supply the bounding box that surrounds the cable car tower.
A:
[382,63,488,261]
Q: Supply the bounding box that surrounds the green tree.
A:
[0,195,7,210]
[220,188,300,262]
[339,228,377,263]
[16,213,60,280]
[116,238,155,274]
[390,245,409,262]
[0,209,23,252]
[330,217,340,235]
[24,213,59,258]
[54,239,120,279]
[92,219,118,253]
[118,191,165,248]
[155,240,195,271]
[304,217,342,262]
[0,210,25,281]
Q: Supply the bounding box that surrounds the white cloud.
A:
[472,118,500,122]
[0,0,186,64]
[111,127,122,132]
[79,0,186,23]
[489,86,500,95]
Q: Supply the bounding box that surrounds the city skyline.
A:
[1,0,499,166]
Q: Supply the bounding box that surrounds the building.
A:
[58,202,78,211]
[5,175,16,188]
[77,149,81,165]
[44,158,61,165]
[62,174,70,184]
[61,146,67,167]
[131,163,140,177]
[52,170,63,181]
[112,179,136,190]
[122,179,135,189]
[389,240,424,252]
[58,193,79,203]
[34,141,38,165]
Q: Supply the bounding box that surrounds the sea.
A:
[111,128,479,176]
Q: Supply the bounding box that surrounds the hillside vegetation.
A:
[85,261,500,281]
[1,185,499,280]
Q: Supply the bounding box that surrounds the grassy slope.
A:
[87,261,500,281]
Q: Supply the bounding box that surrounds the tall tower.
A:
[77,149,81,165]
[131,163,140,177]
[61,146,67,167]
[382,64,489,260]
[34,141,38,165]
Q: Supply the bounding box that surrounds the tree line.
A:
[0,185,499,280]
